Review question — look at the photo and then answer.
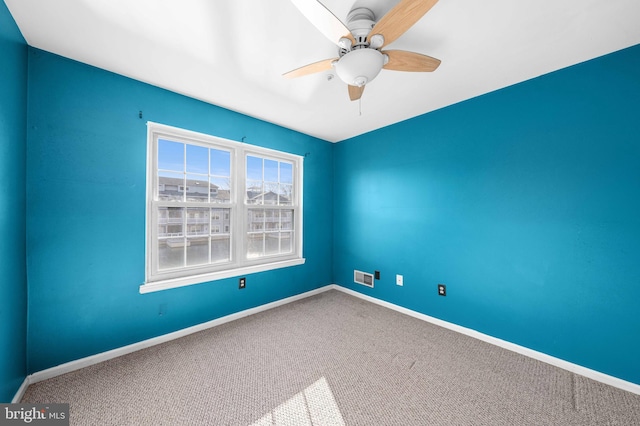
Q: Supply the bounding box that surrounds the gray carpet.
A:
[22,290,640,425]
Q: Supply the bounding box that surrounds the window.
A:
[142,122,304,293]
[246,156,296,259]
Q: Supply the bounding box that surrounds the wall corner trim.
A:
[333,285,640,396]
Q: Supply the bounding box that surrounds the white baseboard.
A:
[25,285,335,386]
[333,285,640,396]
[20,283,640,399]
[11,377,30,403]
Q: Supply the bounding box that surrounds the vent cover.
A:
[354,270,374,288]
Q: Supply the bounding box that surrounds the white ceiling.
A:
[6,0,640,142]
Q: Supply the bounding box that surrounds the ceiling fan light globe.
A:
[335,48,384,87]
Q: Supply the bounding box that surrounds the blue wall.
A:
[0,1,28,402]
[25,49,333,373]
[334,44,640,385]
[7,2,640,391]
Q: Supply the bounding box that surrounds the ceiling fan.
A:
[283,0,442,101]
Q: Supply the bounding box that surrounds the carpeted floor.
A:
[22,290,640,425]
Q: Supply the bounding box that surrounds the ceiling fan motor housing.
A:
[334,7,383,87]
[346,7,376,49]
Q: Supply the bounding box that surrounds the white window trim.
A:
[141,122,304,294]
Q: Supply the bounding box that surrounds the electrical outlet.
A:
[374,270,380,280]
[438,284,446,296]
[239,277,246,289]
[396,274,403,286]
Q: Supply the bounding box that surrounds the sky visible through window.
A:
[246,156,293,183]
[157,139,293,202]
[158,139,231,176]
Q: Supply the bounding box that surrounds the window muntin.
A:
[144,123,303,292]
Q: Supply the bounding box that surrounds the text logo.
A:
[0,404,69,426]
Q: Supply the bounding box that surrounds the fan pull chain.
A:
[359,97,362,116]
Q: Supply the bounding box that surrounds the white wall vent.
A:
[354,270,374,288]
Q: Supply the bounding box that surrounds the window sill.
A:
[140,258,306,294]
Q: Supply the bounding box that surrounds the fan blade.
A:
[348,85,365,101]
[383,50,441,72]
[290,0,353,46]
[368,0,439,48]
[283,58,338,79]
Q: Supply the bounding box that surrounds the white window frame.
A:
[141,122,304,294]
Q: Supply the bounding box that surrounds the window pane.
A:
[280,162,293,184]
[186,208,209,236]
[247,156,263,180]
[158,239,185,270]
[210,177,230,204]
[211,149,230,176]
[246,180,263,204]
[211,236,230,263]
[265,209,279,231]
[211,208,230,234]
[264,182,279,205]
[158,172,184,201]
[281,210,293,230]
[158,139,184,172]
[186,237,209,266]
[279,184,293,206]
[281,231,292,253]
[186,144,208,174]
[158,207,184,237]
[248,209,264,231]
[185,175,209,202]
[158,207,185,270]
[247,233,264,259]
[265,233,280,256]
[264,159,278,182]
